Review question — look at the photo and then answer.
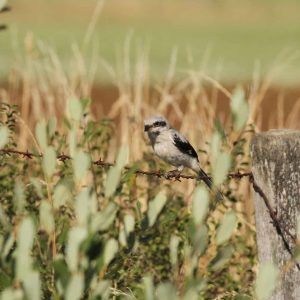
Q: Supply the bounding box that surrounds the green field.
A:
[1,0,300,84]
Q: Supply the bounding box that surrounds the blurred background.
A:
[0,0,300,150]
[1,0,300,84]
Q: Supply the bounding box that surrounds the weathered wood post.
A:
[251,129,300,299]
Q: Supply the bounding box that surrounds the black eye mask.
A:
[153,121,167,127]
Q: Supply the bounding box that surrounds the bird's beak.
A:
[144,125,150,132]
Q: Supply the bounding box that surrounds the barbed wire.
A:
[0,147,298,262]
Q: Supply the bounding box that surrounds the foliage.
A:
[0,97,258,299]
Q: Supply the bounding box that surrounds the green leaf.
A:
[192,186,209,226]
[0,203,9,230]
[116,144,129,169]
[216,211,237,245]
[255,262,279,300]
[210,244,234,271]
[212,152,231,186]
[193,225,208,256]
[231,86,249,131]
[75,188,91,226]
[68,128,77,157]
[16,217,35,281]
[65,273,84,300]
[35,120,47,151]
[104,145,129,198]
[0,0,8,12]
[183,288,198,300]
[0,126,9,149]
[23,271,41,300]
[53,183,72,209]
[169,235,180,267]
[91,280,111,299]
[143,275,154,300]
[211,131,221,161]
[39,200,54,234]
[42,146,56,177]
[104,238,119,266]
[14,181,25,214]
[124,214,135,236]
[68,98,83,121]
[48,116,57,137]
[91,202,118,232]
[104,166,121,198]
[297,215,300,240]
[156,282,178,300]
[66,226,87,272]
[73,151,91,183]
[30,178,44,198]
[147,191,167,227]
[0,288,19,300]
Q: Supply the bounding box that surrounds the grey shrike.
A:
[144,115,223,200]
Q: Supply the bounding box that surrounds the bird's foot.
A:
[164,169,182,181]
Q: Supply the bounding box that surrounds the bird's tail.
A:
[198,168,224,201]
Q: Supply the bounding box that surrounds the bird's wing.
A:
[170,130,199,160]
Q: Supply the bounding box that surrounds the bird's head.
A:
[144,116,170,135]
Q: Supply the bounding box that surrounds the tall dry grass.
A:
[0,31,300,229]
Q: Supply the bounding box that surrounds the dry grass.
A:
[0,31,300,231]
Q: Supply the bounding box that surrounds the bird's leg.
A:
[164,166,184,180]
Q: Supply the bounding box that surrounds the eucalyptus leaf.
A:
[16,217,35,281]
[39,200,54,234]
[0,203,9,230]
[118,228,127,247]
[193,225,208,256]
[53,183,72,209]
[23,271,41,300]
[231,86,249,131]
[104,238,119,266]
[65,273,84,300]
[0,0,8,13]
[104,145,129,197]
[212,152,231,186]
[143,275,154,300]
[66,226,87,272]
[210,244,234,271]
[68,98,83,121]
[211,131,221,162]
[124,214,135,236]
[75,188,90,226]
[91,202,118,232]
[255,262,279,300]
[147,191,167,227]
[297,215,300,239]
[35,120,47,151]
[169,235,180,267]
[0,126,9,149]
[192,186,209,226]
[92,280,111,299]
[48,116,57,137]
[183,288,198,300]
[104,166,121,198]
[1,288,17,300]
[42,146,56,177]
[73,151,91,183]
[216,211,237,245]
[68,128,77,157]
[116,144,129,169]
[156,282,178,300]
[14,181,25,214]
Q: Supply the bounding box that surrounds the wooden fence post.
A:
[251,129,300,299]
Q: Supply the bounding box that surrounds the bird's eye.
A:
[153,121,166,127]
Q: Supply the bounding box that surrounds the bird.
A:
[144,115,223,201]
